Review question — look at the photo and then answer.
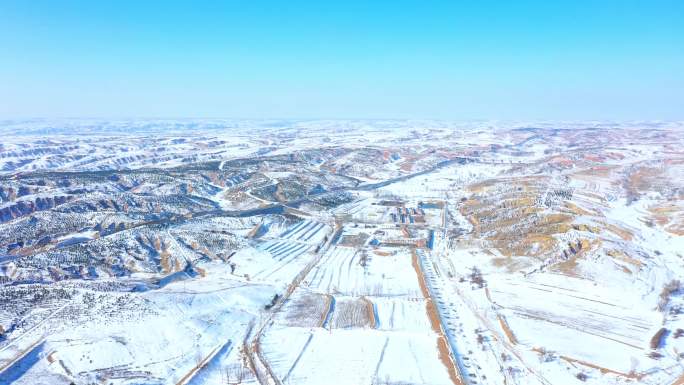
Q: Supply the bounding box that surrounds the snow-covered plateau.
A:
[0,119,683,385]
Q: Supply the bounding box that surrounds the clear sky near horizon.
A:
[1,1,683,120]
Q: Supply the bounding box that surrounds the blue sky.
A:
[1,1,683,120]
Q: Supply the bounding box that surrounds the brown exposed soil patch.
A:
[361,296,377,329]
[558,353,644,380]
[604,223,634,241]
[564,202,598,217]
[670,372,684,385]
[650,327,667,349]
[400,161,414,172]
[437,336,462,385]
[606,249,642,271]
[575,165,617,178]
[281,292,328,328]
[319,294,333,327]
[338,233,370,247]
[330,298,372,329]
[195,266,206,278]
[247,223,262,238]
[412,252,440,332]
[411,250,463,385]
[648,203,684,235]
[158,246,173,273]
[498,315,518,345]
[627,166,664,198]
